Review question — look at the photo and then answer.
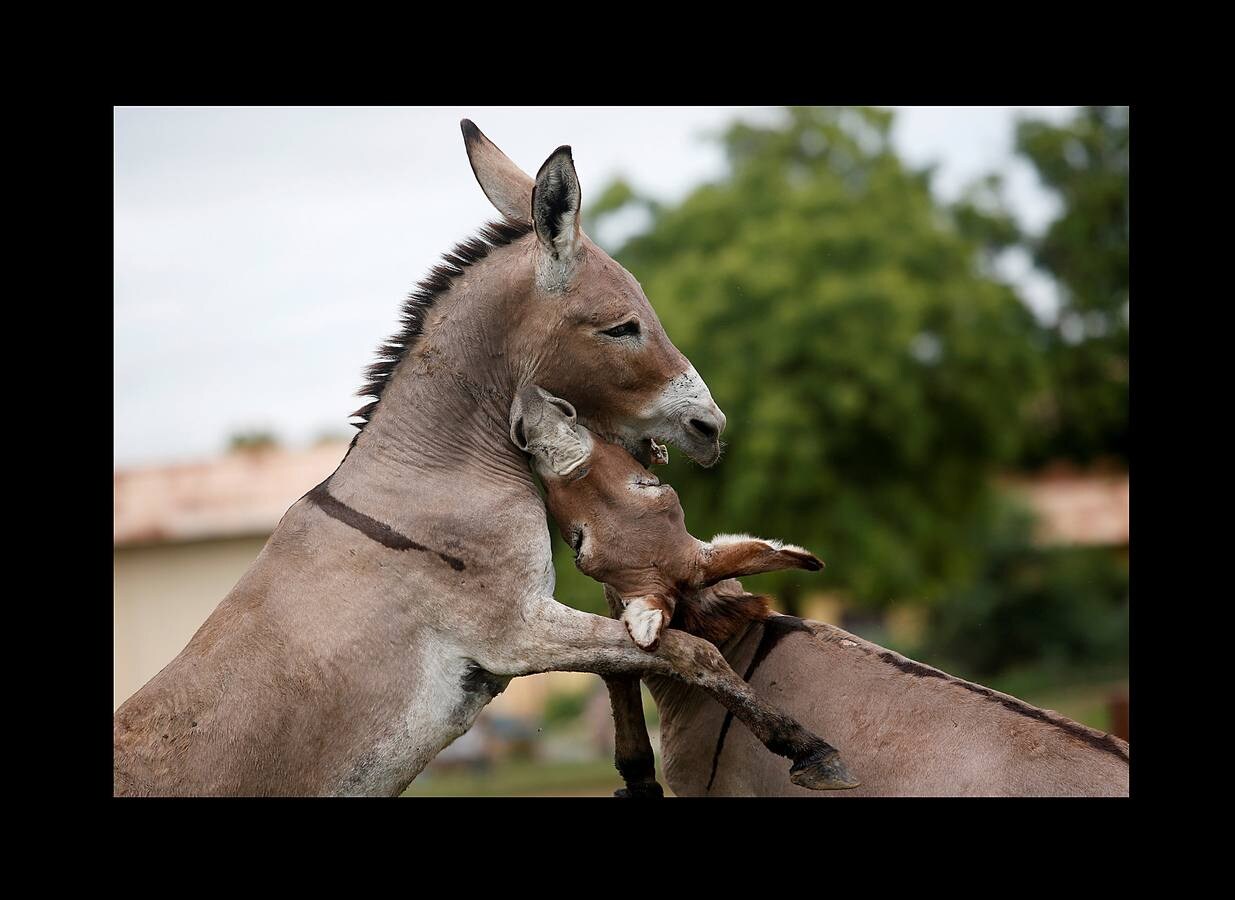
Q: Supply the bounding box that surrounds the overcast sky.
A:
[114,106,1076,468]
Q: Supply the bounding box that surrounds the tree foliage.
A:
[228,430,280,453]
[921,501,1129,678]
[1014,106,1129,467]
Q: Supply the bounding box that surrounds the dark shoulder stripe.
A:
[306,482,465,571]
[706,615,810,791]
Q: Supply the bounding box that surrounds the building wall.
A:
[114,535,269,709]
[114,536,593,714]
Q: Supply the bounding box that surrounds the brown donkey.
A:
[510,385,858,793]
[114,120,844,796]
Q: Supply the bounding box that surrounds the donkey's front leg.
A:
[505,599,859,791]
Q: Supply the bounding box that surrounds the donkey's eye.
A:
[600,320,641,339]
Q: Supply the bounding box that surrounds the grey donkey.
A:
[114,119,849,795]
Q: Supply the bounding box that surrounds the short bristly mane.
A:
[351,218,533,429]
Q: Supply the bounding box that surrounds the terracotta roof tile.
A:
[1002,471,1129,546]
[113,442,349,546]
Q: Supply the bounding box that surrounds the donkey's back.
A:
[651,617,1129,797]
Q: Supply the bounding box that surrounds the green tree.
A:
[557,107,1046,613]
[227,429,280,453]
[921,499,1129,678]
[1014,106,1129,467]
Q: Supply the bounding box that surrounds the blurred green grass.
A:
[401,758,627,797]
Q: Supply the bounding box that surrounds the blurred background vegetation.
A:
[549,105,1129,700]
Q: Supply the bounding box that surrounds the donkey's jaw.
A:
[605,429,717,469]
[580,363,726,468]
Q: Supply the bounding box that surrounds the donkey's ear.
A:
[509,385,590,475]
[509,385,573,452]
[695,536,825,588]
[544,394,577,426]
[532,146,583,264]
[509,389,532,452]
[461,119,534,224]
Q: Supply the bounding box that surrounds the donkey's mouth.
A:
[665,403,726,467]
[632,432,720,468]
[587,423,676,469]
[672,430,724,468]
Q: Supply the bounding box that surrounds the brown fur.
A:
[671,580,772,646]
[512,386,821,652]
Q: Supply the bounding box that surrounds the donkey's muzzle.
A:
[649,365,727,466]
[677,403,727,467]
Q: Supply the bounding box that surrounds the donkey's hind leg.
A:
[604,677,663,798]
[602,587,663,798]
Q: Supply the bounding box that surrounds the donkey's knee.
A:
[654,627,736,684]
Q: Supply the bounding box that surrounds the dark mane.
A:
[351,218,533,429]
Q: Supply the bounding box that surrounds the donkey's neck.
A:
[115,236,564,797]
[329,238,541,513]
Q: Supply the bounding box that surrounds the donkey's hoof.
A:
[614,782,665,798]
[790,748,860,791]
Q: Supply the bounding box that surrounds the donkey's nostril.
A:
[689,417,718,440]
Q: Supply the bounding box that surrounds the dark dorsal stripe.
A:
[706,615,810,791]
[870,649,1129,762]
[705,614,1128,792]
[306,482,465,572]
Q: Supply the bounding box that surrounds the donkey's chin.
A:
[685,439,724,468]
[602,428,714,469]
[602,436,670,469]
[665,431,723,468]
